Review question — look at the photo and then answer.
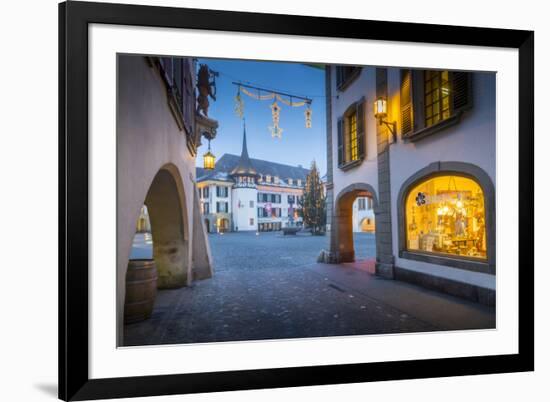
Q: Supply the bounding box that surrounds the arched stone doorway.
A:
[218,218,229,233]
[331,183,379,263]
[142,164,190,289]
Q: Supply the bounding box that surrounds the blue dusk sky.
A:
[196,58,327,175]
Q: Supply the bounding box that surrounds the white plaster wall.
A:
[388,69,497,277]
[232,187,257,230]
[330,66,379,202]
[117,56,197,343]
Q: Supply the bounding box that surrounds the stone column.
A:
[375,68,395,278]
[323,66,337,263]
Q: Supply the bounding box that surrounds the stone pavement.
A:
[123,231,495,346]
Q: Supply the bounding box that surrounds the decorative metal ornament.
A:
[234,87,244,118]
[270,100,282,138]
[305,106,312,128]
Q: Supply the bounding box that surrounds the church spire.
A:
[231,119,258,177]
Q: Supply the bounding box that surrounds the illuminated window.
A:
[348,113,358,161]
[400,69,471,139]
[405,175,487,260]
[337,100,365,168]
[424,70,451,127]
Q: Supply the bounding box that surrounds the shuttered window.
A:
[336,66,361,90]
[337,99,365,169]
[400,69,472,140]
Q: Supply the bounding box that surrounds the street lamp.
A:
[203,139,216,170]
[373,97,397,142]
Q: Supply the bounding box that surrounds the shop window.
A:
[405,175,486,260]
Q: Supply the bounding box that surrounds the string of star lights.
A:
[232,82,313,139]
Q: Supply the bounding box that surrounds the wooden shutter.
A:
[336,67,343,89]
[337,117,344,166]
[400,69,413,136]
[356,99,365,160]
[452,72,472,113]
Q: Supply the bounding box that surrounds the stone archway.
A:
[331,183,379,263]
[143,164,190,289]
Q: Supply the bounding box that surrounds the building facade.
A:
[197,126,308,233]
[117,55,218,343]
[324,65,496,305]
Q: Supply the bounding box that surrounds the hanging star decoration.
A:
[305,105,312,128]
[270,100,283,138]
[232,82,313,139]
[234,87,244,118]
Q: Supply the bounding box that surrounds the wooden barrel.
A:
[124,259,158,324]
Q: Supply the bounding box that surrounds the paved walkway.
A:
[123,232,494,346]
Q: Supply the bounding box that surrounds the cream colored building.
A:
[197,126,307,233]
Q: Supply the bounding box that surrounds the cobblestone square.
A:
[124,231,495,346]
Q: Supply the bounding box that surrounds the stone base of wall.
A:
[394,266,495,307]
[375,262,394,279]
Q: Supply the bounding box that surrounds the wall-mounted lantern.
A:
[373,97,397,142]
[203,139,216,170]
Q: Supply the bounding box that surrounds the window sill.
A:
[403,112,462,142]
[399,250,493,275]
[338,158,363,171]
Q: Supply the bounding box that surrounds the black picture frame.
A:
[59,1,534,400]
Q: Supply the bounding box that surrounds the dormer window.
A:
[288,178,293,186]
[266,175,271,183]
[274,176,279,184]
[297,179,302,187]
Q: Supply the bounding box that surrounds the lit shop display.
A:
[405,175,487,260]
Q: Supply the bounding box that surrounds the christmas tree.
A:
[299,160,326,235]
